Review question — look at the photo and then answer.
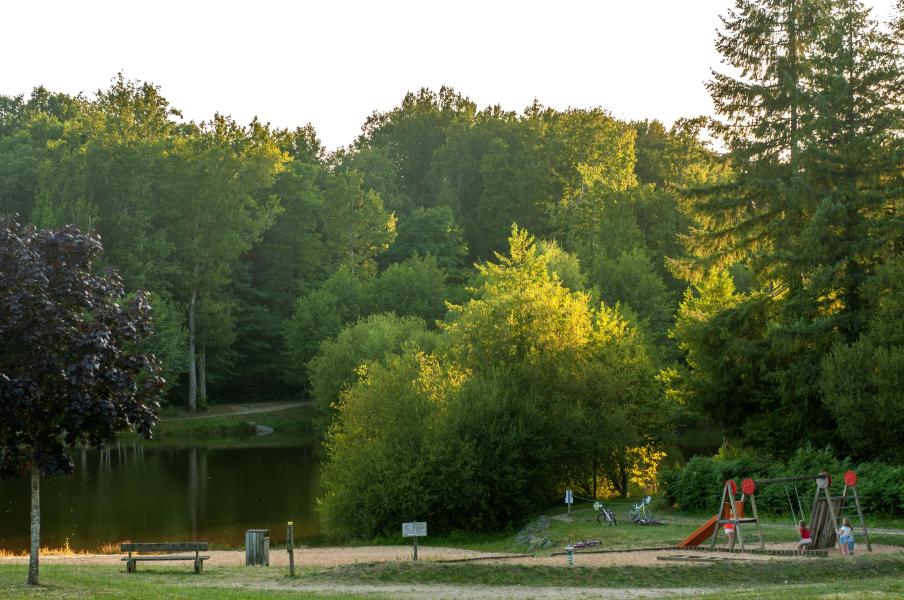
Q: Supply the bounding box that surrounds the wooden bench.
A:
[121,542,210,573]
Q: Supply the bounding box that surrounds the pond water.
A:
[0,443,321,552]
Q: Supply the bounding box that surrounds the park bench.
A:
[120,542,209,573]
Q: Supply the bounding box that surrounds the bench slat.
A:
[121,556,210,562]
[121,542,208,552]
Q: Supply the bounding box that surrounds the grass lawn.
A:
[0,564,364,600]
[3,556,902,599]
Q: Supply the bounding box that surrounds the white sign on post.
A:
[402,522,427,537]
[565,489,573,504]
[402,521,427,561]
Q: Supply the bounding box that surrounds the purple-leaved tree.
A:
[0,217,164,585]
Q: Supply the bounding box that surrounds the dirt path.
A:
[162,401,309,422]
[7,542,899,569]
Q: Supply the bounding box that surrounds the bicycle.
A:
[627,495,662,525]
[593,501,618,526]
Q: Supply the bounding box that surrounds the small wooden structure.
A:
[120,542,209,573]
[245,529,270,566]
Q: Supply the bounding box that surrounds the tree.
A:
[368,255,450,323]
[820,257,904,460]
[0,219,163,585]
[675,0,904,451]
[308,313,439,428]
[159,116,287,410]
[380,206,468,272]
[319,226,668,538]
[282,267,371,387]
[357,87,476,209]
[319,170,397,275]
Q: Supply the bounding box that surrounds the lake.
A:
[0,443,321,552]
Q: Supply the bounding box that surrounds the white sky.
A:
[2,0,898,149]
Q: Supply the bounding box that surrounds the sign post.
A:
[565,489,573,514]
[287,521,295,577]
[402,521,427,561]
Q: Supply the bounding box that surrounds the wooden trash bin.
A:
[245,529,270,566]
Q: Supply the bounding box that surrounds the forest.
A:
[1,0,902,538]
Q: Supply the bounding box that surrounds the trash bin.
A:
[245,529,270,566]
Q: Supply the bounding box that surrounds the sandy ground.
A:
[3,542,899,570]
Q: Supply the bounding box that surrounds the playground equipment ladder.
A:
[708,480,764,551]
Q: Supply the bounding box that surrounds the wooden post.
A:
[709,483,728,550]
[287,521,295,576]
[851,487,872,552]
[748,493,765,550]
[412,534,418,561]
[728,486,743,550]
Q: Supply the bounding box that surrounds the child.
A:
[724,510,736,548]
[797,520,811,549]
[837,518,854,556]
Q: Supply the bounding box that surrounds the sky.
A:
[3,0,899,150]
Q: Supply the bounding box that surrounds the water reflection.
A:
[0,443,320,552]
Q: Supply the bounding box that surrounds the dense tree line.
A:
[1,0,901,536]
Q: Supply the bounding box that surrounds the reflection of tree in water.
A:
[188,447,208,540]
[94,441,146,473]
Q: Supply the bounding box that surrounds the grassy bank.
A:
[144,404,316,448]
[313,553,904,588]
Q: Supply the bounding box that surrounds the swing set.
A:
[679,469,871,552]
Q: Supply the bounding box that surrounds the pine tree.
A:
[676,0,904,451]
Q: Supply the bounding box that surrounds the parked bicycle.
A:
[593,501,618,526]
[627,496,663,525]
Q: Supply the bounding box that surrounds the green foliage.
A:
[368,255,450,323]
[320,227,670,537]
[282,267,370,386]
[139,293,187,394]
[536,239,587,292]
[820,257,904,461]
[673,0,904,452]
[381,206,468,272]
[308,313,440,427]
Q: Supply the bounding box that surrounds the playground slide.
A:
[678,514,719,547]
[678,502,745,548]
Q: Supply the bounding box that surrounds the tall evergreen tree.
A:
[675,0,904,451]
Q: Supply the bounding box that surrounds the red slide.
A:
[678,502,745,547]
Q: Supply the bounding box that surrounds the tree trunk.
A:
[199,347,207,404]
[788,0,799,165]
[187,284,197,412]
[28,465,40,586]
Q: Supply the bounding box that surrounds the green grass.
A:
[143,406,317,448]
[5,557,903,599]
[0,564,368,599]
[308,553,904,589]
